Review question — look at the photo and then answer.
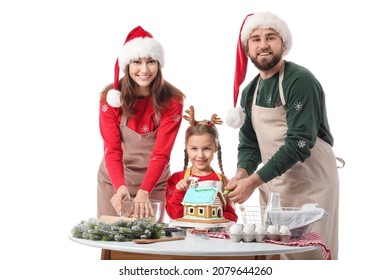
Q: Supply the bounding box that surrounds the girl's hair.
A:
[99,62,185,117]
[183,123,224,174]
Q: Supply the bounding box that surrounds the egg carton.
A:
[229,232,291,243]
[229,232,265,242]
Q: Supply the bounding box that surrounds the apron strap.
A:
[183,167,225,186]
[184,167,192,179]
[278,63,286,105]
[120,113,128,126]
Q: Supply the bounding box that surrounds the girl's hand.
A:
[110,185,130,216]
[175,178,190,191]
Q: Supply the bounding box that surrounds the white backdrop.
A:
[1,0,388,279]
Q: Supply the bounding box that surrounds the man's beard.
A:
[250,51,283,71]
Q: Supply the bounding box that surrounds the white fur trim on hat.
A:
[107,89,121,108]
[118,37,164,71]
[225,107,245,129]
[241,12,292,56]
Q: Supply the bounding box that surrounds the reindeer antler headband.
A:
[183,105,223,128]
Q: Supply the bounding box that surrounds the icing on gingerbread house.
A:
[181,186,226,221]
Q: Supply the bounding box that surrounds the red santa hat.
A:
[226,12,292,128]
[107,26,165,108]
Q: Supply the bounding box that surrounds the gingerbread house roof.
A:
[182,187,226,209]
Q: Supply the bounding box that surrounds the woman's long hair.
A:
[100,63,185,117]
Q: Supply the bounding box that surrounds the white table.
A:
[70,235,316,260]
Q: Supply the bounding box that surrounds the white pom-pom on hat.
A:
[225,107,245,129]
[107,89,121,108]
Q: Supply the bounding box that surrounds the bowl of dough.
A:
[121,199,163,222]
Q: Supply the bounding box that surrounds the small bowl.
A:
[171,230,187,238]
[121,199,163,221]
[163,227,181,237]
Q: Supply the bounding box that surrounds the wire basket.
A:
[239,205,314,238]
[239,205,265,225]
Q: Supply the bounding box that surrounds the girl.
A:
[165,106,237,222]
[97,26,185,221]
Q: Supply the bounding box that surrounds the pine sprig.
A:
[71,218,163,241]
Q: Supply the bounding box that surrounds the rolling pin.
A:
[98,215,156,223]
[132,237,185,244]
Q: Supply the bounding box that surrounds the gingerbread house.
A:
[177,186,229,223]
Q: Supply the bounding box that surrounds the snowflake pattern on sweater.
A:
[99,95,184,191]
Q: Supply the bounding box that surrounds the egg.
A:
[243,226,254,234]
[279,225,291,235]
[229,224,242,235]
[267,225,279,234]
[243,224,255,231]
[255,225,266,234]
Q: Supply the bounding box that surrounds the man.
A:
[225,12,341,260]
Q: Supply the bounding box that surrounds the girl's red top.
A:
[165,170,238,222]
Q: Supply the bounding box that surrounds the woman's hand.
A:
[175,178,189,191]
[110,185,130,216]
[132,189,154,218]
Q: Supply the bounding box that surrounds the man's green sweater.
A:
[237,61,334,183]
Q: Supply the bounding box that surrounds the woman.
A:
[97,26,185,221]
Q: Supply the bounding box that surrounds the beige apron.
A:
[252,66,339,259]
[97,114,170,222]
